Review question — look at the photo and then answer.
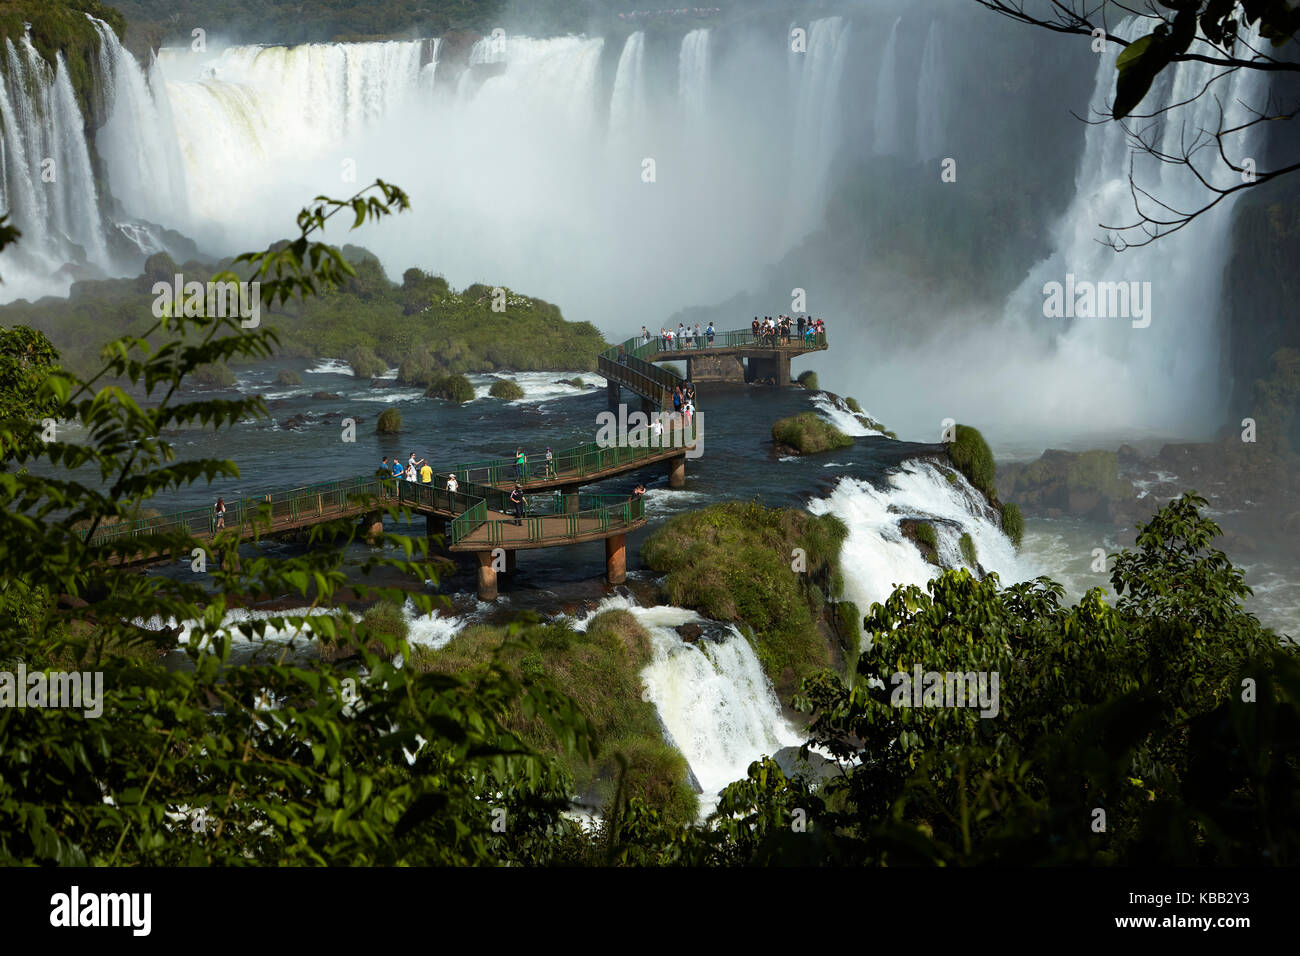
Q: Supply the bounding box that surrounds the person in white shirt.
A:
[446,474,459,493]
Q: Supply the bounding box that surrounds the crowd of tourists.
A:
[750,314,825,346]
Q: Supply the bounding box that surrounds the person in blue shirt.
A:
[390,458,403,479]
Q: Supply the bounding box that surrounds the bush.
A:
[959,532,978,569]
[345,345,387,379]
[361,601,408,643]
[426,372,475,403]
[275,369,302,386]
[796,370,818,390]
[948,424,997,500]
[489,379,525,400]
[376,408,402,433]
[771,412,854,455]
[191,362,235,387]
[915,522,939,550]
[845,397,863,414]
[1001,503,1024,549]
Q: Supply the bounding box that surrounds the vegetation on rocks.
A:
[346,345,387,379]
[191,362,235,388]
[641,501,848,697]
[0,1,126,119]
[489,379,525,400]
[772,412,854,456]
[275,368,302,386]
[1000,502,1024,549]
[947,424,997,501]
[959,532,978,569]
[411,610,698,825]
[796,370,818,390]
[425,372,475,404]
[376,407,402,433]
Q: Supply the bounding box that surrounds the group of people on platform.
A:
[645,323,716,351]
[380,453,458,489]
[751,314,825,346]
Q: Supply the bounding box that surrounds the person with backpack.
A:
[706,322,715,346]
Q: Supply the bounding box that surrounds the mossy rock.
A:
[345,345,387,379]
[959,532,978,569]
[845,396,863,414]
[425,372,475,403]
[772,412,854,455]
[318,600,409,661]
[947,424,997,501]
[796,370,819,390]
[1001,502,1024,549]
[641,500,848,696]
[191,363,235,387]
[275,369,302,386]
[376,408,402,433]
[489,379,525,400]
[899,518,940,566]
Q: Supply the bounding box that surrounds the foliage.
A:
[345,345,387,379]
[190,362,236,388]
[641,500,847,696]
[914,522,938,550]
[845,396,863,414]
[425,372,475,404]
[0,325,62,464]
[771,412,853,455]
[489,378,525,400]
[1000,502,1023,549]
[947,424,996,500]
[0,0,126,118]
[411,610,698,825]
[275,368,302,386]
[796,370,818,390]
[376,408,403,433]
[959,532,978,569]
[0,183,602,866]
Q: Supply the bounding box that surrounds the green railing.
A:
[474,495,646,547]
[646,328,828,352]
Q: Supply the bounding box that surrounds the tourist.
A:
[420,460,433,484]
[642,325,650,344]
[797,315,805,340]
[663,326,674,350]
[214,497,226,531]
[677,323,686,349]
[406,452,424,482]
[629,483,647,503]
[510,483,525,526]
[545,446,555,478]
[683,400,693,431]
[446,473,459,493]
[694,323,702,347]
[651,416,663,445]
[672,387,683,414]
[380,456,390,476]
[390,457,404,480]
[751,316,760,340]
[618,344,628,366]
[514,447,527,481]
[706,322,715,345]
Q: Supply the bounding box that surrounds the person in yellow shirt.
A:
[419,461,433,484]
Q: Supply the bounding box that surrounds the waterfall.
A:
[0,31,108,301]
[994,18,1271,433]
[915,19,946,162]
[609,32,648,138]
[872,16,901,156]
[806,461,1029,620]
[678,28,710,119]
[784,16,852,244]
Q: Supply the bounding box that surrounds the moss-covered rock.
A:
[899,518,940,566]
[489,378,525,400]
[947,424,996,501]
[376,408,402,433]
[845,397,863,414]
[1001,502,1024,549]
[771,412,853,456]
[425,372,475,403]
[191,362,235,388]
[411,610,698,825]
[959,532,978,569]
[345,345,387,379]
[796,370,818,390]
[641,500,847,697]
[275,368,302,386]
[0,1,127,122]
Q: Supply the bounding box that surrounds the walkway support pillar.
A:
[505,549,517,575]
[606,380,620,408]
[668,454,686,489]
[605,533,626,585]
[364,512,384,544]
[561,484,582,514]
[426,514,445,545]
[476,551,498,601]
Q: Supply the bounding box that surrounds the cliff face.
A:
[0,0,126,125]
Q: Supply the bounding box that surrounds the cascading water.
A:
[871,16,901,156]
[915,20,946,162]
[807,460,1029,619]
[609,31,648,139]
[677,28,710,120]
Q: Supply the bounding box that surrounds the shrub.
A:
[948,424,997,500]
[426,372,475,403]
[489,379,525,400]
[360,600,409,644]
[345,345,387,379]
[191,363,235,387]
[376,408,402,433]
[771,412,853,455]
[1001,503,1024,549]
[845,396,863,414]
[959,532,978,569]
[275,369,302,386]
[915,522,939,550]
[796,370,818,390]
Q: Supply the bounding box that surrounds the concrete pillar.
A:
[776,354,791,388]
[606,380,619,408]
[476,551,498,601]
[561,484,582,513]
[364,513,384,544]
[605,533,626,585]
[505,549,517,575]
[668,455,686,489]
